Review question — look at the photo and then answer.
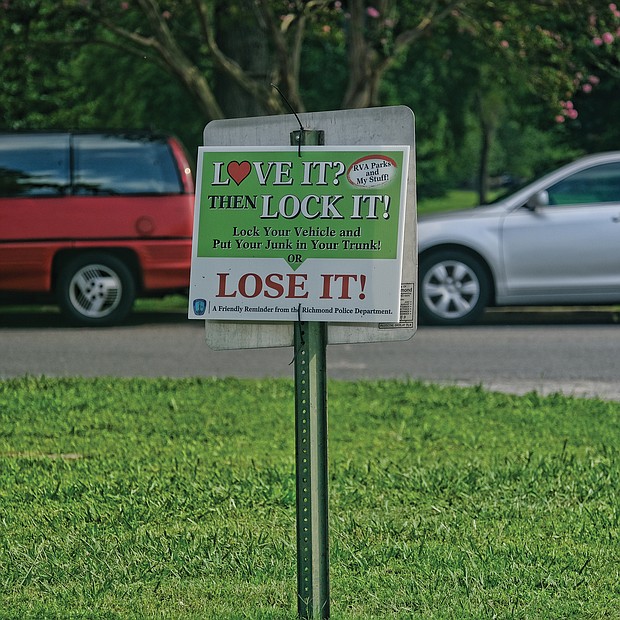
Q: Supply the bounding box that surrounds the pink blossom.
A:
[555,115,566,123]
[500,40,509,48]
[610,3,617,10]
[162,10,171,19]
[366,7,380,18]
[602,32,615,44]
[562,100,574,109]
[120,1,129,9]
[593,36,603,46]
[322,25,331,33]
[588,74,600,84]
[567,108,579,119]
[582,83,593,93]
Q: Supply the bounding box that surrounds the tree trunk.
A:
[342,0,373,109]
[340,0,396,109]
[215,3,273,118]
[475,89,502,204]
[477,121,492,205]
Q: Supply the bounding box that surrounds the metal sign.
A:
[188,145,410,323]
[193,108,416,620]
[199,106,417,349]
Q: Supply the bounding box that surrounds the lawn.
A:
[417,190,487,215]
[0,377,618,619]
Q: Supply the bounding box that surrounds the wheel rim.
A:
[68,264,122,319]
[422,259,481,321]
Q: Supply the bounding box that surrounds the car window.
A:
[0,134,70,197]
[546,162,620,205]
[72,134,183,195]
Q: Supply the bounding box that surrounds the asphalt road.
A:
[1,307,619,401]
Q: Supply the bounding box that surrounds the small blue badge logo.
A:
[193,298,207,316]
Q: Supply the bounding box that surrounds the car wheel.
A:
[57,253,136,326]
[419,251,490,325]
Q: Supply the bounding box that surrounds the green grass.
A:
[417,189,505,215]
[0,295,189,316]
[1,377,619,619]
[417,190,481,215]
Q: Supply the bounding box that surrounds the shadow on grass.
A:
[480,306,620,326]
[1,303,619,330]
[0,306,188,329]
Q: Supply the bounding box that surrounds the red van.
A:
[0,131,194,326]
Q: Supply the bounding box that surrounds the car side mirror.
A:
[525,190,549,211]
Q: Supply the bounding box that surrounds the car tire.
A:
[419,251,490,325]
[57,253,136,326]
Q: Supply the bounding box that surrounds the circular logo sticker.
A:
[347,155,398,189]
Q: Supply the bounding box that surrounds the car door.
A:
[500,161,620,303]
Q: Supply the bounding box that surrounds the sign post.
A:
[290,129,330,619]
[189,106,416,620]
[294,317,329,618]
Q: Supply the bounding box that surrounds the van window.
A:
[0,133,70,197]
[72,134,183,195]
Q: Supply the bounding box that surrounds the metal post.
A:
[292,128,329,620]
[294,320,329,620]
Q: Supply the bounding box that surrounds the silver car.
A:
[418,152,620,325]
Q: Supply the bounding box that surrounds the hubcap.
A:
[68,264,122,319]
[423,260,480,320]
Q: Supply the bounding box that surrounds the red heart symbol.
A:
[227,160,251,185]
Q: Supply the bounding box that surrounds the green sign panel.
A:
[195,147,407,269]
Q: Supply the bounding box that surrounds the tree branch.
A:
[189,0,284,114]
[98,0,224,120]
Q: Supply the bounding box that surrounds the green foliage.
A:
[566,77,620,152]
[2,0,620,198]
[0,377,619,618]
[68,47,206,158]
[300,32,348,112]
